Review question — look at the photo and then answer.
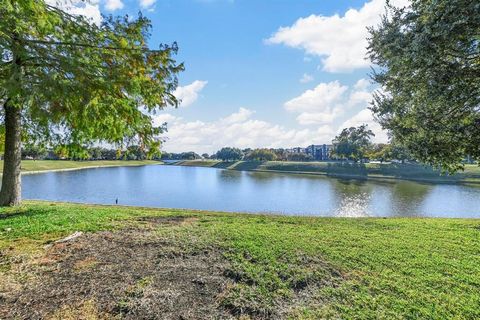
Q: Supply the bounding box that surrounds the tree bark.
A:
[0,101,22,206]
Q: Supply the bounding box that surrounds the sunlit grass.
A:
[0,160,160,174]
[1,201,479,318]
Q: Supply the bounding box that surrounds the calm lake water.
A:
[22,165,480,218]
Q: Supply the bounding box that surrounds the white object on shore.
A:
[45,231,83,249]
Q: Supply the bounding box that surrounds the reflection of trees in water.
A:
[218,169,435,217]
[218,169,243,182]
[387,181,432,217]
[329,178,433,217]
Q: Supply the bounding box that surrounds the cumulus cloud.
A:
[139,0,157,8]
[285,81,348,113]
[155,108,336,154]
[284,79,379,127]
[46,0,102,25]
[283,78,388,142]
[300,73,314,83]
[266,0,409,72]
[284,81,348,125]
[340,109,388,143]
[173,80,208,107]
[105,0,124,11]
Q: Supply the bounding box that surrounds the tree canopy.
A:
[215,147,243,161]
[368,0,480,172]
[0,0,183,204]
[333,125,375,161]
[244,148,277,161]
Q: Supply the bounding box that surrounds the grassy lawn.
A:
[0,160,161,174]
[1,202,479,319]
[176,160,480,183]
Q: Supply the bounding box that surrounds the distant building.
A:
[288,147,305,154]
[285,144,332,160]
[305,144,332,161]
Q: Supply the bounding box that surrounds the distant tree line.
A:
[160,151,201,160]
[20,145,161,161]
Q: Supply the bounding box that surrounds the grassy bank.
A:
[1,202,479,319]
[0,160,160,174]
[174,160,480,183]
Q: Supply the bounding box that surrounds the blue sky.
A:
[55,0,408,153]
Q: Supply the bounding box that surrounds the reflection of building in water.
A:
[286,144,332,160]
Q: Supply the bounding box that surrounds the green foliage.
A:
[21,145,47,160]
[368,0,480,172]
[244,148,277,161]
[333,125,375,161]
[286,152,313,162]
[0,0,183,153]
[365,143,390,161]
[161,151,201,160]
[215,147,244,161]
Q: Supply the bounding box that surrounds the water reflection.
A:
[21,165,480,218]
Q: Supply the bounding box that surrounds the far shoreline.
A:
[170,159,480,185]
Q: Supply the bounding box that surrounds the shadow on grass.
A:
[211,161,265,171]
[231,161,264,171]
[212,162,235,169]
[0,208,43,220]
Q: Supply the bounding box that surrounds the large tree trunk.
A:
[0,102,22,206]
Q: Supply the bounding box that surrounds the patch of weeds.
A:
[219,251,345,318]
[47,299,107,320]
[73,257,98,271]
[116,276,154,314]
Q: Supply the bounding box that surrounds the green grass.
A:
[1,201,479,319]
[177,160,480,183]
[0,160,160,174]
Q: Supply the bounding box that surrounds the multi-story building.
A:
[287,147,306,154]
[286,144,332,160]
[305,144,332,161]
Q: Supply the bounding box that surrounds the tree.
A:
[0,1,183,205]
[272,148,288,161]
[21,145,47,160]
[89,147,105,160]
[365,143,390,162]
[124,145,147,160]
[201,153,209,159]
[215,147,243,161]
[101,148,118,160]
[287,152,313,162]
[244,149,277,161]
[333,125,374,161]
[368,0,480,172]
[180,151,201,160]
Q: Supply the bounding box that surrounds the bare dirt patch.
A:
[1,218,232,320]
[0,216,344,319]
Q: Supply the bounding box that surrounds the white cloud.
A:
[340,109,388,143]
[105,0,124,11]
[284,77,387,143]
[296,112,337,126]
[266,0,409,72]
[152,113,178,127]
[139,0,157,8]
[300,73,314,83]
[155,108,336,154]
[284,81,348,125]
[285,81,348,113]
[173,80,208,107]
[287,79,376,125]
[46,0,102,25]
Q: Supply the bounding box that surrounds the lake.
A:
[22,164,480,218]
